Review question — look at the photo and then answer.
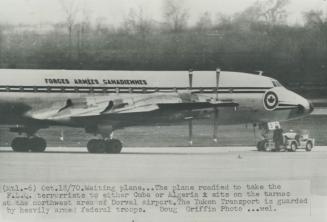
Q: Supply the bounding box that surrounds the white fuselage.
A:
[0,69,312,129]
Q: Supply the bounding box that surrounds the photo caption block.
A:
[0,180,310,219]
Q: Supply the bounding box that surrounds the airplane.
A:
[0,68,313,153]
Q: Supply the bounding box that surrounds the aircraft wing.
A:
[27,93,238,121]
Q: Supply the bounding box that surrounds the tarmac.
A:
[0,146,327,186]
[0,146,327,222]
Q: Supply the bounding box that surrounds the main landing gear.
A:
[85,125,123,154]
[10,126,47,152]
[86,139,123,154]
[11,137,47,152]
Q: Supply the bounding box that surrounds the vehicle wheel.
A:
[257,141,263,151]
[87,139,105,153]
[11,138,29,152]
[290,142,297,152]
[305,142,313,152]
[105,139,122,154]
[29,137,47,152]
[262,141,269,151]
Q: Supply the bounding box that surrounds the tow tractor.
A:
[256,122,315,152]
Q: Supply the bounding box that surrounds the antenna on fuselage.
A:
[256,70,264,76]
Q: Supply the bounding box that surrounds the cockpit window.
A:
[272,80,283,87]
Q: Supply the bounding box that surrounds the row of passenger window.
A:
[0,86,237,93]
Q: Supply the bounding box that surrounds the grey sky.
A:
[0,0,326,26]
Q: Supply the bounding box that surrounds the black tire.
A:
[262,141,269,151]
[11,138,29,152]
[290,142,297,152]
[29,137,47,152]
[305,142,313,152]
[105,139,123,154]
[257,141,264,151]
[87,139,105,153]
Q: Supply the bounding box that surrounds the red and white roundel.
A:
[263,91,278,111]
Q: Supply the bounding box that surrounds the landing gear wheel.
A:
[105,139,123,154]
[87,139,106,153]
[29,137,47,152]
[305,142,313,152]
[87,139,98,153]
[290,142,297,152]
[11,138,29,152]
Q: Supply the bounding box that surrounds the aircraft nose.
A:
[298,98,313,115]
[284,89,313,118]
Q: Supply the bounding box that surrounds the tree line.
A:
[0,0,326,87]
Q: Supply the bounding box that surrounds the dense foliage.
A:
[0,0,326,86]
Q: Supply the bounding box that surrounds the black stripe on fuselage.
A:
[278,104,299,107]
[275,107,298,111]
[0,85,271,94]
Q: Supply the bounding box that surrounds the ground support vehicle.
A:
[257,130,314,152]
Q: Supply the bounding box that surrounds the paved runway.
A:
[0,146,327,191]
[1,146,327,222]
